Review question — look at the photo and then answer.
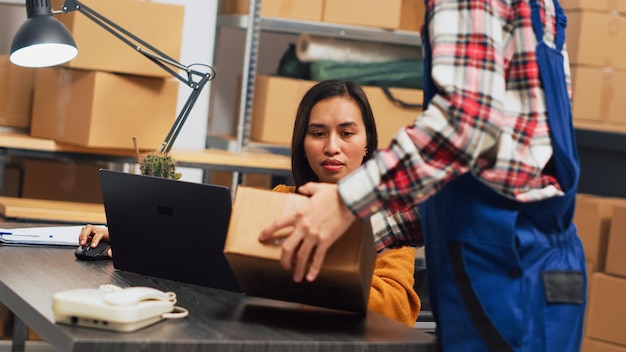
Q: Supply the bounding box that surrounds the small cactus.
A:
[140,152,182,180]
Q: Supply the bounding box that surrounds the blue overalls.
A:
[418,0,586,351]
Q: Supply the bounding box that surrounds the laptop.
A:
[99,169,241,292]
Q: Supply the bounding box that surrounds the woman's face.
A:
[304,96,368,184]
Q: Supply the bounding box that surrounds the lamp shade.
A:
[10,13,78,68]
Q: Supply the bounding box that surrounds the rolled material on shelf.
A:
[296,34,421,63]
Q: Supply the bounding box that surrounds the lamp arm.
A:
[59,0,215,152]
[159,71,211,153]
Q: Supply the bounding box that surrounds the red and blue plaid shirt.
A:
[340,0,570,248]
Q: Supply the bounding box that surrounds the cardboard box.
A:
[565,3,626,69]
[1,164,22,198]
[399,0,425,32]
[0,303,40,340]
[605,204,626,277]
[0,55,35,128]
[211,171,273,190]
[250,75,316,145]
[27,328,42,341]
[30,67,178,149]
[51,0,184,77]
[323,0,402,29]
[582,337,626,352]
[221,0,324,21]
[561,0,626,13]
[571,65,626,124]
[222,0,423,31]
[573,194,626,272]
[224,186,376,313]
[250,75,421,146]
[21,159,104,204]
[585,273,626,346]
[363,85,422,146]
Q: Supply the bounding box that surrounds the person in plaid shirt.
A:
[260,0,586,351]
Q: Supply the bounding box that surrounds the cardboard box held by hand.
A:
[224,186,376,314]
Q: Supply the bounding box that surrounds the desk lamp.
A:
[10,0,215,179]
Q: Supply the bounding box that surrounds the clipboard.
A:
[0,225,103,246]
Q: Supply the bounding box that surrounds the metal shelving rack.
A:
[217,0,422,163]
[217,14,422,46]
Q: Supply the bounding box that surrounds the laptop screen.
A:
[99,169,241,292]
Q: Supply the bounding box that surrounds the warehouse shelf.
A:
[216,1,422,163]
[217,14,421,47]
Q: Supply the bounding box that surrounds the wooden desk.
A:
[0,243,437,351]
[0,131,291,194]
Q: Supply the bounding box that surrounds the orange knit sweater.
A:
[272,184,421,326]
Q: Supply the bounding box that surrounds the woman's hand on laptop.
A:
[78,224,112,257]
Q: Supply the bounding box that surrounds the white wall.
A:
[0,4,26,54]
[151,0,218,182]
[151,0,217,152]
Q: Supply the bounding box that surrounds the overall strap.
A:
[525,0,579,232]
[530,0,567,50]
[420,0,436,107]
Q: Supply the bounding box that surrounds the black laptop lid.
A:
[99,169,240,292]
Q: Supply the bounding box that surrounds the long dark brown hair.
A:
[291,79,378,189]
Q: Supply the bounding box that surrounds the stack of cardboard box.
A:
[221,0,325,22]
[220,0,424,32]
[1,0,187,204]
[29,0,185,150]
[565,0,626,131]
[574,194,626,351]
[0,56,35,129]
[321,0,424,32]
